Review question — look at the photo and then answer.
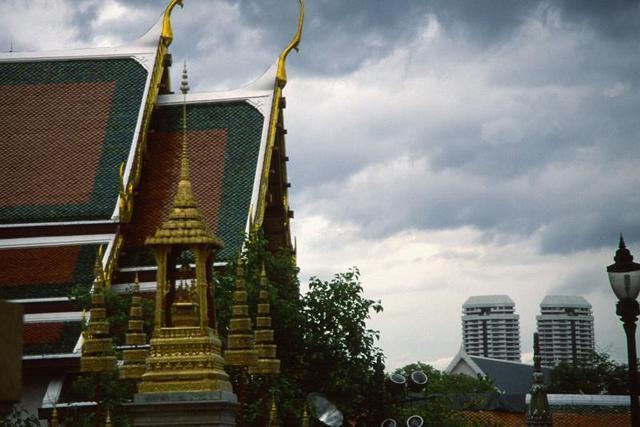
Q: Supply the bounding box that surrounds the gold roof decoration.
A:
[105,410,112,427]
[81,247,117,373]
[224,257,258,368]
[145,61,224,249]
[276,0,305,88]
[50,407,59,427]
[119,273,149,380]
[249,264,280,375]
[161,0,184,46]
[269,395,279,427]
[301,405,310,427]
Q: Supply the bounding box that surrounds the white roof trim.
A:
[444,348,485,376]
[118,261,227,273]
[23,353,80,361]
[8,297,68,304]
[0,219,116,229]
[0,49,156,63]
[0,10,163,63]
[157,91,272,108]
[112,49,156,221]
[41,401,95,409]
[24,311,83,324]
[525,394,631,407]
[112,281,157,294]
[0,234,114,249]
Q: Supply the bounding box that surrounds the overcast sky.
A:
[3,0,639,371]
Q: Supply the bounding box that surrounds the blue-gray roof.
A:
[470,356,550,394]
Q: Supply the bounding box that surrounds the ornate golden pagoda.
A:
[80,249,117,373]
[249,265,280,375]
[137,62,232,394]
[224,258,258,368]
[119,274,149,380]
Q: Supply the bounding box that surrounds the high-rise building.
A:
[462,295,521,361]
[536,295,595,367]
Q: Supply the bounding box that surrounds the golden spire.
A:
[81,247,117,373]
[269,395,279,427]
[120,273,149,379]
[161,0,184,45]
[50,407,59,427]
[249,264,280,375]
[105,409,112,427]
[145,62,223,248]
[224,257,258,368]
[276,0,305,87]
[301,405,310,427]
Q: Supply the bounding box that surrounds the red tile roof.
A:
[459,410,630,427]
[0,81,115,207]
[0,246,80,286]
[0,244,99,299]
[23,321,82,355]
[123,129,228,248]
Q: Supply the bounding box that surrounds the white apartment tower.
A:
[462,295,521,361]
[536,295,595,367]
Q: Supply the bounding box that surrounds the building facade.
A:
[462,295,521,362]
[536,295,595,367]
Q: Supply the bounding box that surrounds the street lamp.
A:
[607,235,640,426]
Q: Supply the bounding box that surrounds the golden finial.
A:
[161,0,184,45]
[301,405,310,427]
[50,406,59,427]
[276,0,305,87]
[105,409,112,427]
[269,395,279,427]
[180,61,190,182]
[133,272,140,293]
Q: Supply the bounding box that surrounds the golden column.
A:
[80,252,117,373]
[120,274,149,380]
[137,62,232,394]
[249,265,280,375]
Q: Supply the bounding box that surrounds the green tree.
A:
[214,231,305,426]
[301,267,383,420]
[384,362,497,426]
[548,350,628,394]
[1,406,40,427]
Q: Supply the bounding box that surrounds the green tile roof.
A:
[0,58,148,224]
[121,101,264,265]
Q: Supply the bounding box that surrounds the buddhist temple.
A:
[0,0,301,424]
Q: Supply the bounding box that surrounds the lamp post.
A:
[607,235,640,427]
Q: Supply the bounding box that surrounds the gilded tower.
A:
[137,63,232,394]
[80,248,117,373]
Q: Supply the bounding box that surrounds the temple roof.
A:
[0,58,150,224]
[23,320,83,357]
[0,242,102,300]
[120,92,271,264]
